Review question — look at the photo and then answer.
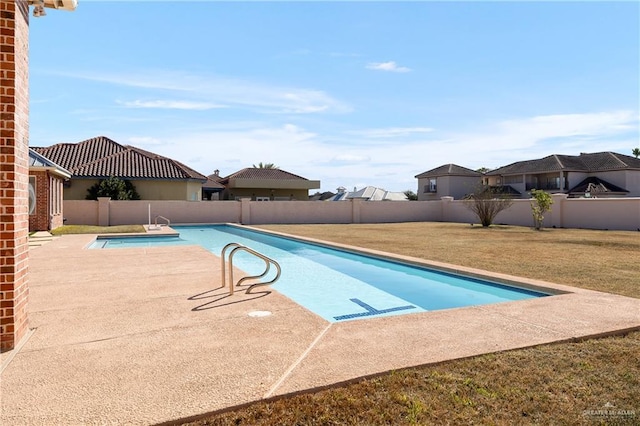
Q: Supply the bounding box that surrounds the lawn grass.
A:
[50,224,145,235]
[183,223,640,426]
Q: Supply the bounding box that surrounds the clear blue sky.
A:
[29,1,639,193]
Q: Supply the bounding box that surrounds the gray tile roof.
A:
[568,177,628,194]
[32,136,207,181]
[487,152,640,175]
[577,152,640,171]
[415,164,481,178]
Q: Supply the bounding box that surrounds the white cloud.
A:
[408,110,640,169]
[59,70,351,115]
[366,61,412,73]
[331,154,371,164]
[353,127,434,138]
[498,110,638,140]
[118,100,226,110]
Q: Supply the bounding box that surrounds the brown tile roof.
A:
[219,168,311,184]
[415,164,481,178]
[487,152,640,176]
[207,172,224,183]
[202,177,225,190]
[32,136,207,181]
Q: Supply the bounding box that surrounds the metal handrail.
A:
[154,215,170,227]
[221,242,281,295]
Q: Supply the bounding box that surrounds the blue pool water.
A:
[90,225,549,322]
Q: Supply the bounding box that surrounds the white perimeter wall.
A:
[64,195,640,231]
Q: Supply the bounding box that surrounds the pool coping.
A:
[2,226,639,425]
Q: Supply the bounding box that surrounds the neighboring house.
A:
[486,152,640,198]
[32,136,207,201]
[328,186,408,201]
[202,170,226,200]
[309,191,338,201]
[216,168,320,200]
[414,164,482,201]
[28,148,72,232]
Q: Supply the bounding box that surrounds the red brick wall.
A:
[0,0,29,352]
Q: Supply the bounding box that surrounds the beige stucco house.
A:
[414,164,482,201]
[417,153,640,201]
[33,136,207,201]
[485,152,640,198]
[214,168,320,201]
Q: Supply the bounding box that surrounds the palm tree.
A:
[252,162,279,169]
[632,148,640,159]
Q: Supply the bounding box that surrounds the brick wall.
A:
[0,0,29,352]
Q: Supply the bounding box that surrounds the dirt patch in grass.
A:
[179,223,640,426]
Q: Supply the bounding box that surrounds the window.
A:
[256,197,270,201]
[504,175,523,184]
[546,176,560,190]
[54,178,62,214]
[424,178,437,193]
[28,176,36,215]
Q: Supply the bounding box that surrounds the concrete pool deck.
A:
[2,231,640,425]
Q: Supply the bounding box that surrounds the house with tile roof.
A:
[202,170,226,200]
[215,168,320,201]
[32,136,208,201]
[28,148,72,231]
[414,164,482,201]
[485,152,640,198]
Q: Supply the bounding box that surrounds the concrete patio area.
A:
[2,230,640,425]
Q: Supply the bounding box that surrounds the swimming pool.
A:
[90,225,550,322]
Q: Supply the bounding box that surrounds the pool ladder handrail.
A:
[154,215,170,227]
[221,242,281,295]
